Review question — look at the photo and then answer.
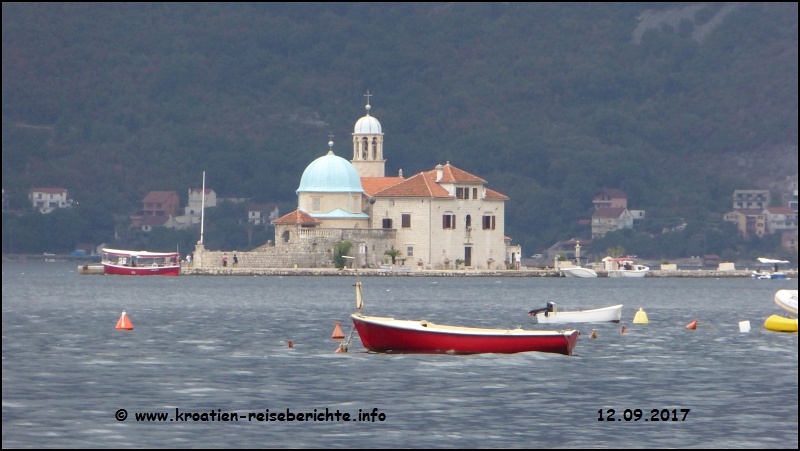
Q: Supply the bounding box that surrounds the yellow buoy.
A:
[632,308,649,324]
[764,315,798,333]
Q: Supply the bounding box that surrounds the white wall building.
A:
[29,187,72,214]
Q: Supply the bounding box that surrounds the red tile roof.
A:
[272,209,322,224]
[765,207,796,215]
[142,215,169,226]
[361,177,405,197]
[143,191,179,202]
[592,207,628,218]
[484,187,508,200]
[595,188,627,199]
[30,187,67,194]
[374,172,453,198]
[434,163,486,183]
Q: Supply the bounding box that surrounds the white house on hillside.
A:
[29,187,72,214]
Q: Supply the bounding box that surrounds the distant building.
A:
[763,207,798,235]
[142,191,179,217]
[733,190,770,211]
[723,209,765,238]
[184,188,216,225]
[29,187,73,214]
[593,189,627,210]
[591,207,633,239]
[782,232,798,252]
[629,210,646,221]
[790,189,798,212]
[248,203,280,225]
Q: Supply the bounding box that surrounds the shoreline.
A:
[175,267,797,278]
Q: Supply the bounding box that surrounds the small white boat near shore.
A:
[604,257,649,278]
[528,302,623,324]
[561,266,598,278]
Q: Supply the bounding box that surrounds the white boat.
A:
[604,257,649,278]
[774,289,798,317]
[529,302,622,324]
[561,266,598,278]
[752,258,789,280]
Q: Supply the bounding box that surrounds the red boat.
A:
[351,314,579,355]
[102,248,180,276]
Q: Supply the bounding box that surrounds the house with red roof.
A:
[268,97,512,270]
[142,191,179,218]
[591,207,634,239]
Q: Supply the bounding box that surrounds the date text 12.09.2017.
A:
[598,408,690,422]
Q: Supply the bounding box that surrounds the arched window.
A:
[361,138,368,159]
[466,214,472,228]
[282,231,290,243]
[372,138,377,159]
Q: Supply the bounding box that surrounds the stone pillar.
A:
[194,242,205,268]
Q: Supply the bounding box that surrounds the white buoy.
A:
[739,321,751,333]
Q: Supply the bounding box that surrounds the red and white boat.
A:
[102,248,180,276]
[351,314,579,355]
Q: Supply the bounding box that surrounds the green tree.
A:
[384,247,402,265]
[333,241,354,269]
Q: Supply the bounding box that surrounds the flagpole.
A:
[200,171,205,244]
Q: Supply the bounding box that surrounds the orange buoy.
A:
[115,311,133,330]
[590,329,597,339]
[288,341,294,348]
[332,322,345,340]
[621,325,627,334]
[686,319,698,330]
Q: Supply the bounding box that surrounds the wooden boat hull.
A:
[351,315,579,355]
[534,304,622,324]
[103,263,180,276]
[764,315,798,333]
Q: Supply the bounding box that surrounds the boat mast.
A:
[200,171,205,244]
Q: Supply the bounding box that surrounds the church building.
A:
[272,95,512,269]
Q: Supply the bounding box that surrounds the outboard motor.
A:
[529,302,558,317]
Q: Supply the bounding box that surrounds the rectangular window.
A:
[50,194,53,199]
[456,188,465,199]
[312,198,321,211]
[37,193,42,199]
[407,246,414,257]
[402,214,411,228]
[465,188,470,199]
[382,218,393,229]
[473,188,478,199]
[483,215,496,230]
[443,214,456,229]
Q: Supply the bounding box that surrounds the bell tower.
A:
[351,91,385,178]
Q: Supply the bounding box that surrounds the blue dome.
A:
[297,151,364,193]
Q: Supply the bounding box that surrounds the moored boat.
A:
[528,302,622,324]
[752,258,790,279]
[561,266,598,278]
[774,290,798,316]
[351,314,579,355]
[102,248,180,276]
[604,257,649,278]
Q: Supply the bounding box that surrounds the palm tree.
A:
[384,247,402,265]
[607,246,625,258]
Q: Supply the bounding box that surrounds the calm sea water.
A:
[2,262,797,448]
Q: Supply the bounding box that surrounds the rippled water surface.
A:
[2,262,798,448]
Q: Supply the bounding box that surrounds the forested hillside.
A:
[2,3,797,257]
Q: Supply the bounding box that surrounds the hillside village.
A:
[6,100,797,266]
